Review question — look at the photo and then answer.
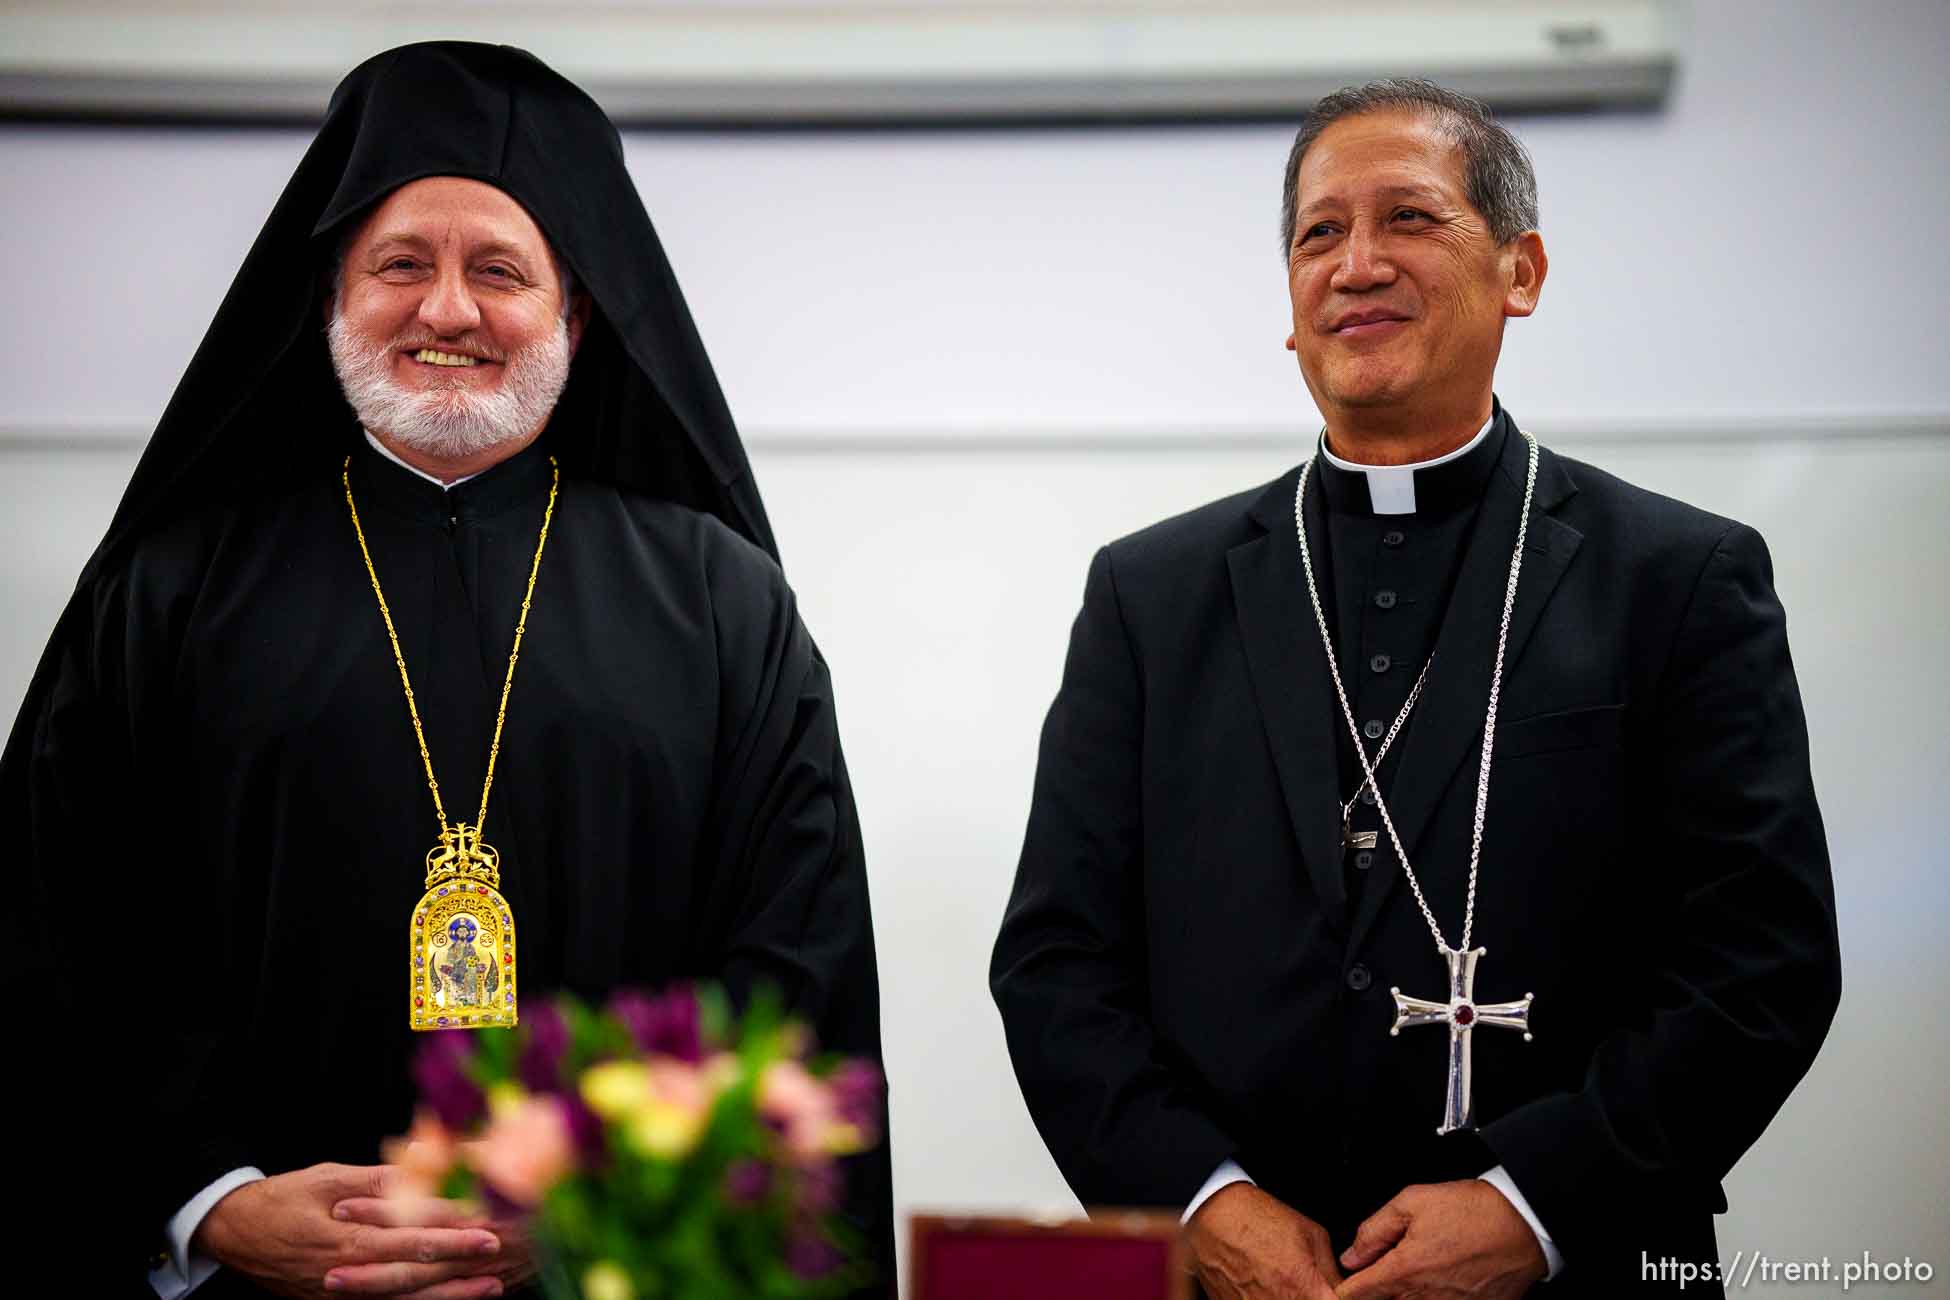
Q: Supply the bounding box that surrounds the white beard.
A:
[327,309,572,461]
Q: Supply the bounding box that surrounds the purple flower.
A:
[412,1033,485,1130]
[517,1001,571,1093]
[722,1157,772,1206]
[608,986,702,1063]
[827,1060,884,1141]
[560,1090,608,1167]
[793,1160,841,1216]
[785,1232,842,1280]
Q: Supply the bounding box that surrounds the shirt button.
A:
[1346,964,1373,991]
[1382,530,1406,547]
[1374,589,1398,609]
[1361,787,1378,806]
[1354,849,1375,870]
[1370,654,1391,674]
[1363,719,1384,739]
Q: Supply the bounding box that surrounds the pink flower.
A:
[644,1059,709,1114]
[381,1110,461,1200]
[759,1060,861,1161]
[467,1094,576,1208]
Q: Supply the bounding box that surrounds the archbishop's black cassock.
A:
[991,405,1840,1297]
[4,43,889,1297]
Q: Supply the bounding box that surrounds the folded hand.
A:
[195,1163,505,1299]
[1335,1180,1546,1299]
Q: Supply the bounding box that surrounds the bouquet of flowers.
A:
[397,985,882,1300]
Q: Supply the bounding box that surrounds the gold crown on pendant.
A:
[425,822,502,890]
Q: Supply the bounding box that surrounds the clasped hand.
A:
[1186,1179,1546,1299]
[196,1162,535,1299]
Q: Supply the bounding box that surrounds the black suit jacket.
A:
[990,413,1840,1296]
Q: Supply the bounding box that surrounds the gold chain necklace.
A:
[343,454,560,1032]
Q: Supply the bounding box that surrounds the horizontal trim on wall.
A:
[3,415,1946,457]
[0,3,1677,126]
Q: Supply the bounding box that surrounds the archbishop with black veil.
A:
[4,41,892,1299]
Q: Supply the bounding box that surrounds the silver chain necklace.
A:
[1292,426,1541,1134]
[1340,657,1431,853]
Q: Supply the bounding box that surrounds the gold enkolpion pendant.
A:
[409,824,518,1031]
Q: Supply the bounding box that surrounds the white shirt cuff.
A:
[1479,1165,1563,1280]
[149,1166,266,1299]
[1183,1158,1253,1225]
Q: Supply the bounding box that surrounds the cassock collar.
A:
[1315,401,1506,517]
[363,429,485,489]
[349,431,555,527]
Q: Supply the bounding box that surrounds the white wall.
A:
[3,1,1947,1293]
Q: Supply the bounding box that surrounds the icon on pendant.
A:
[411,881,517,1031]
[430,915,500,1008]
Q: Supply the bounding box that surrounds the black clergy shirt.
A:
[1314,417,1504,905]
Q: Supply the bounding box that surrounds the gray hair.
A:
[1279,77,1539,254]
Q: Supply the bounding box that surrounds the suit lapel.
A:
[1347,432,1584,955]
[1229,470,1350,933]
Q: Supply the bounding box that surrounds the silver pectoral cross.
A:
[1389,945,1534,1134]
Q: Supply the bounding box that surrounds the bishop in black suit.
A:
[990,80,1839,1298]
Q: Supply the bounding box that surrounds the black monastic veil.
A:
[4,42,892,1296]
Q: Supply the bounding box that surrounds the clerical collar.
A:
[351,429,555,526]
[364,429,486,488]
[1315,409,1503,517]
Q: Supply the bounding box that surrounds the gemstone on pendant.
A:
[438,887,449,896]
[1453,1004,1476,1026]
[437,1017,449,1027]
[505,992,514,1004]
[503,954,512,965]
[414,996,423,1008]
[415,914,424,925]
[476,885,488,895]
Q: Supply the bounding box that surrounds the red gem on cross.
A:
[1453,1004,1476,1026]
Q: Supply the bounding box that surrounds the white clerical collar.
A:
[363,429,484,489]
[1321,414,1495,516]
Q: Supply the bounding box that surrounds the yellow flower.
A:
[823,1121,868,1157]
[487,1081,528,1119]
[625,1097,706,1158]
[582,1260,635,1300]
[580,1062,650,1119]
[700,1051,743,1098]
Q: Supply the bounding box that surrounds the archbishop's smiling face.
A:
[335,175,577,399]
[1285,108,1541,429]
